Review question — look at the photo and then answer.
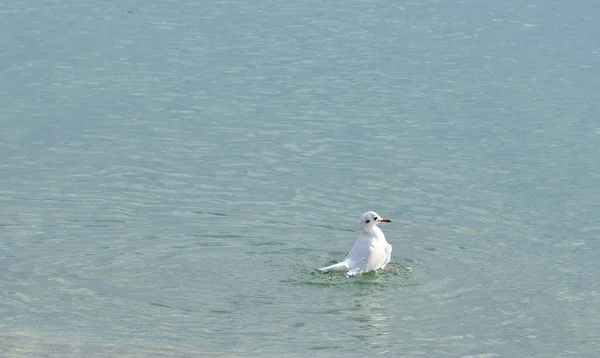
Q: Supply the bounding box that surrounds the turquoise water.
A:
[2,0,600,356]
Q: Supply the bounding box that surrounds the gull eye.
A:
[374,216,378,220]
[365,219,370,223]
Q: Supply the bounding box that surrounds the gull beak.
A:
[379,218,391,223]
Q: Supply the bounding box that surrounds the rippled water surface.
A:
[2,0,600,356]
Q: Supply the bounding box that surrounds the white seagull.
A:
[320,211,392,276]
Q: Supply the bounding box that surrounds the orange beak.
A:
[379,218,391,223]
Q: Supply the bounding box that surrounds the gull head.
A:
[360,211,391,230]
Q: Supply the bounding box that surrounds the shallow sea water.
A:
[2,0,600,356]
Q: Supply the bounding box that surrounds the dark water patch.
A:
[191,234,248,239]
[210,309,233,314]
[286,247,316,254]
[191,211,228,217]
[148,301,173,309]
[309,345,343,350]
[251,240,287,246]
[147,302,192,313]
[172,245,192,249]
[143,235,161,240]
[94,219,127,223]
[194,241,229,247]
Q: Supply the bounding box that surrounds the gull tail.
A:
[319,261,349,272]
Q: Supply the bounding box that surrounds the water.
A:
[2,0,600,356]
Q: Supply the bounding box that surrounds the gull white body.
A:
[320,211,392,276]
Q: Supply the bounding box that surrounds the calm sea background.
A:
[2,0,600,356]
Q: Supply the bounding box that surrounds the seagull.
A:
[320,211,392,276]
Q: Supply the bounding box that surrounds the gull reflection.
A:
[350,288,394,353]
